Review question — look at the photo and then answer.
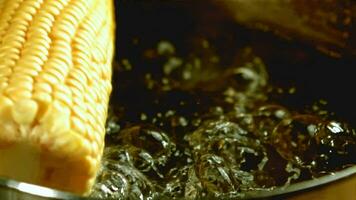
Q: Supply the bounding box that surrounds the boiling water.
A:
[90,40,356,199]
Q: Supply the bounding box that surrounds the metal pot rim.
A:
[0,165,355,199]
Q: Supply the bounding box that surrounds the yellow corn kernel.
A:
[0,0,115,195]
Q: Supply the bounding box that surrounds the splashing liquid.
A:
[90,39,356,199]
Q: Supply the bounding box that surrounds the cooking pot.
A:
[0,1,355,199]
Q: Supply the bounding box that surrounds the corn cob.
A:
[0,0,115,195]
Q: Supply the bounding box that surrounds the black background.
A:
[113,1,356,127]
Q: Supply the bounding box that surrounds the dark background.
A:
[113,1,356,127]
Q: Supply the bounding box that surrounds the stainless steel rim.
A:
[0,165,355,199]
[0,177,81,199]
[243,165,356,199]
